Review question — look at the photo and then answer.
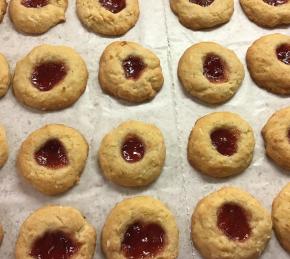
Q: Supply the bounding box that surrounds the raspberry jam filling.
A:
[34,139,69,169]
[121,136,145,163]
[189,0,215,7]
[121,221,165,258]
[210,128,239,156]
[31,62,67,91]
[30,230,79,259]
[276,44,290,65]
[203,54,226,83]
[263,0,288,6]
[217,203,251,241]
[99,0,126,13]
[21,0,48,8]
[122,56,146,80]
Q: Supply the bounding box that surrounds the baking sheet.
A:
[0,0,289,258]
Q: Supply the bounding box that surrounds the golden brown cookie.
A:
[17,124,88,195]
[0,53,10,98]
[188,112,255,178]
[240,0,290,27]
[15,205,96,259]
[99,41,164,103]
[0,224,3,245]
[0,126,8,169]
[192,187,272,259]
[102,196,179,259]
[170,0,234,30]
[9,0,68,34]
[0,0,7,22]
[178,42,244,104]
[76,0,139,36]
[247,33,290,95]
[262,106,290,170]
[13,44,88,111]
[272,182,290,253]
[98,120,166,187]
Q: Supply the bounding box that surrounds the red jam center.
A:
[210,128,238,156]
[217,203,251,242]
[34,139,69,169]
[189,0,215,6]
[203,54,226,83]
[30,230,79,259]
[121,222,165,259]
[31,62,67,91]
[276,44,290,65]
[21,0,49,8]
[121,136,145,163]
[99,0,126,13]
[263,0,288,6]
[122,56,146,80]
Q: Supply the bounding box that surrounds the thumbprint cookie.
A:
[13,44,88,111]
[191,187,272,259]
[15,205,96,259]
[170,0,234,30]
[17,124,88,195]
[9,0,68,34]
[98,120,166,187]
[99,41,164,103]
[188,112,255,178]
[247,33,290,95]
[0,126,8,168]
[178,42,244,104]
[0,53,10,98]
[0,0,7,22]
[76,0,139,36]
[240,0,290,28]
[102,196,179,259]
[262,106,290,170]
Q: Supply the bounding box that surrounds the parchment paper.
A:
[0,0,289,258]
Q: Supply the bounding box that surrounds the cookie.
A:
[0,224,3,245]
[170,0,234,30]
[188,112,255,178]
[102,196,179,259]
[17,124,88,195]
[178,42,244,104]
[240,0,290,27]
[98,120,166,187]
[13,44,88,111]
[15,205,96,259]
[0,53,10,98]
[272,182,290,252]
[0,0,7,22]
[0,126,8,169]
[247,33,290,95]
[262,106,290,170]
[9,0,68,34]
[192,187,272,259]
[76,0,139,36]
[99,41,164,103]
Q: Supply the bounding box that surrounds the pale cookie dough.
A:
[15,205,96,259]
[178,42,244,104]
[0,0,7,22]
[99,41,164,103]
[262,106,290,170]
[192,187,272,259]
[98,120,166,187]
[0,126,8,168]
[17,124,88,195]
[76,0,139,36]
[247,33,290,95]
[13,44,88,111]
[240,0,290,28]
[0,53,10,98]
[9,0,68,34]
[102,196,179,259]
[170,0,234,30]
[272,182,290,253]
[188,112,255,178]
